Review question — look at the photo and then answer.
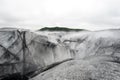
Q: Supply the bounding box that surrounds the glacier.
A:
[0,28,120,80]
[32,29,120,80]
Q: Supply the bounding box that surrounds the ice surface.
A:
[1,28,120,80]
[32,29,120,80]
[61,29,120,59]
[0,28,72,77]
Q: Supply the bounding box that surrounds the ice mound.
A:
[62,29,120,59]
[32,29,120,80]
[0,28,71,78]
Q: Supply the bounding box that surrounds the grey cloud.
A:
[0,0,120,30]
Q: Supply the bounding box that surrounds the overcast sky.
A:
[0,0,120,30]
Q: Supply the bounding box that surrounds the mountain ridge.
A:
[38,27,87,32]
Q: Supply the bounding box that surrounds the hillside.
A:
[38,27,86,32]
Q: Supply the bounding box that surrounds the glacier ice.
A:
[1,28,120,80]
[32,29,120,80]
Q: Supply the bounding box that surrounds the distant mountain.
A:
[38,27,86,32]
